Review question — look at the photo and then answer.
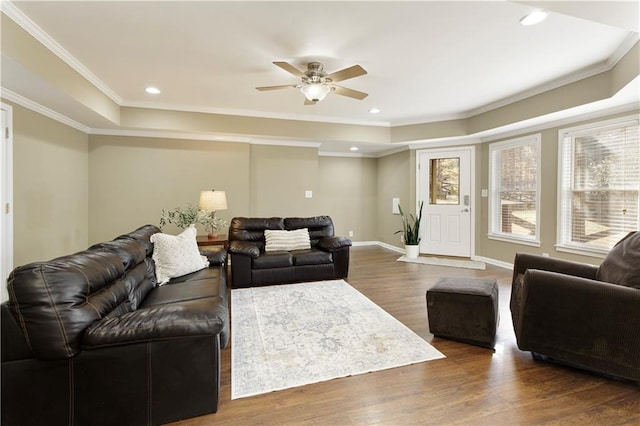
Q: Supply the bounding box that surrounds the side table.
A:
[196,235,228,249]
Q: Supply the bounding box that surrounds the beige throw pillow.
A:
[264,228,311,252]
[150,225,209,285]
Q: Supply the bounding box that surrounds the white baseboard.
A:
[351,241,513,270]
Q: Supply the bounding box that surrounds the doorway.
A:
[417,146,474,257]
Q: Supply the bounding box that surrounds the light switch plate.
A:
[305,190,312,198]
[392,197,400,214]
[481,189,488,197]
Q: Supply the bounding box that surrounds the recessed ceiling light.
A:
[145,86,161,94]
[519,10,548,26]
[350,146,359,151]
[369,107,380,114]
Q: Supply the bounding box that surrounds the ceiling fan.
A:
[256,61,368,105]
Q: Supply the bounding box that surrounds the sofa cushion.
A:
[264,228,311,252]
[285,216,334,246]
[596,231,640,289]
[253,252,293,269]
[82,298,227,349]
[150,226,209,285]
[292,249,333,266]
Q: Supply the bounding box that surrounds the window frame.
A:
[488,134,541,246]
[556,115,640,258]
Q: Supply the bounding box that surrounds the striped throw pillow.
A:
[264,228,311,252]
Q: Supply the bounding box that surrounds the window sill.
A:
[488,234,540,247]
[555,244,607,259]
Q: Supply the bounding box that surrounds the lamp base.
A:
[207,233,218,239]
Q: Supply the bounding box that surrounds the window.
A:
[429,157,459,205]
[489,134,541,245]
[558,116,640,255]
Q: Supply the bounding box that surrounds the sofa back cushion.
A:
[229,217,285,251]
[7,225,161,360]
[597,231,640,289]
[8,250,129,360]
[285,216,334,246]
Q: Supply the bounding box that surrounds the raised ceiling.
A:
[1,1,639,155]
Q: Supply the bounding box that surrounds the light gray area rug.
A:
[231,279,445,399]
[397,255,486,270]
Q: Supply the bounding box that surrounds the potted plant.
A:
[159,204,227,236]
[395,201,424,259]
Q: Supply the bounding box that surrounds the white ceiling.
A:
[2,1,639,154]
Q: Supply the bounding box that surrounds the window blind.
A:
[558,117,640,252]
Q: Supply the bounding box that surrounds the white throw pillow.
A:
[264,228,311,252]
[150,225,209,285]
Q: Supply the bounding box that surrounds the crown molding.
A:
[1,1,122,105]
[122,100,391,128]
[0,88,90,133]
[392,33,640,127]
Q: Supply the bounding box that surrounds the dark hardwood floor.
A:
[173,246,639,425]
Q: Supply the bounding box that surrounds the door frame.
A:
[1,102,13,303]
[415,145,476,258]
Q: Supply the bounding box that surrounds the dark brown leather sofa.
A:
[228,216,351,288]
[510,231,640,382]
[1,225,229,425]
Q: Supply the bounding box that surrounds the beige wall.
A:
[10,102,89,266]
[477,109,640,266]
[317,156,377,240]
[7,99,639,269]
[88,135,251,243]
[87,138,372,244]
[249,144,320,217]
[376,150,411,247]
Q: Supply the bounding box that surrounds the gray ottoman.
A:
[426,277,499,348]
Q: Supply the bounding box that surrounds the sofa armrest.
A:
[199,246,227,265]
[512,253,597,282]
[317,236,352,252]
[512,269,640,379]
[228,240,260,258]
[82,297,227,349]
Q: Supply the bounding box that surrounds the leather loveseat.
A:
[228,216,351,288]
[510,231,640,382]
[1,225,229,425]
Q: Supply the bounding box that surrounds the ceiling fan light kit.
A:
[301,83,331,102]
[257,61,368,104]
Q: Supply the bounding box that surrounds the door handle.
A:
[461,208,469,212]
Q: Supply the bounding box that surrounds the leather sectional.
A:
[1,225,229,425]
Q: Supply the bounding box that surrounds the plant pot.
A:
[405,244,420,259]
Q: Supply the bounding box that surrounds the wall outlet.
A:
[542,252,550,257]
[305,190,312,198]
[481,189,488,197]
[348,231,354,237]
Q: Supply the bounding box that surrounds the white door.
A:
[1,104,13,303]
[417,147,473,257]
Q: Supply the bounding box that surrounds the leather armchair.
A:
[510,231,640,382]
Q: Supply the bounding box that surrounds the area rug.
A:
[397,255,486,270]
[231,279,445,399]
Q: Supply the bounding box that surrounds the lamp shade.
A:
[300,83,330,102]
[199,190,227,211]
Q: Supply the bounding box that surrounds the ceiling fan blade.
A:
[326,65,367,83]
[273,61,306,78]
[304,98,317,106]
[332,85,368,100]
[256,84,298,91]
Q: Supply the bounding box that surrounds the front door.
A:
[417,147,473,257]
